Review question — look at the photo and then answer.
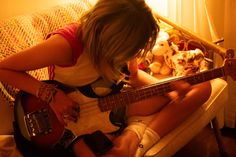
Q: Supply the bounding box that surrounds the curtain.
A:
[146,0,224,41]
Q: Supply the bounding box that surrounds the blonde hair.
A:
[80,0,159,81]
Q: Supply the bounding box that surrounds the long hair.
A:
[80,0,159,81]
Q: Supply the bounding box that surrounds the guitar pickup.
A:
[24,108,52,137]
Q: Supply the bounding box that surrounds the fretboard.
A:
[98,67,225,112]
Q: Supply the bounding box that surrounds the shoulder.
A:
[47,23,84,64]
[47,23,80,39]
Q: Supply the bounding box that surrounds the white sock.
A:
[124,119,147,141]
[135,127,160,157]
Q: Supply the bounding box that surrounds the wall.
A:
[224,0,236,51]
[224,0,236,128]
[0,0,86,20]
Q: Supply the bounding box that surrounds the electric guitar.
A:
[14,59,236,150]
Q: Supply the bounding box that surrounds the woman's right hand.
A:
[49,89,80,126]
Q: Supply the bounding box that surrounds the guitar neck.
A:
[98,67,225,112]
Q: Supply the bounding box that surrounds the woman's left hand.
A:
[169,80,192,100]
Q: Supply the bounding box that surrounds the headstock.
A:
[224,59,236,81]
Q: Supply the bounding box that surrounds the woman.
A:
[0,0,211,156]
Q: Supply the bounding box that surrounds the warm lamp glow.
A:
[145,0,168,15]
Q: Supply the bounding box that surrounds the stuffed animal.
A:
[148,31,173,76]
[147,30,208,77]
[169,48,208,76]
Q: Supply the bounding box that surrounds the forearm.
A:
[0,35,74,96]
[0,68,42,96]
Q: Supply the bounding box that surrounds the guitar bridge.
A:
[24,108,52,137]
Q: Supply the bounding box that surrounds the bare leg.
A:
[123,81,211,156]
[134,81,211,156]
[73,81,211,157]
[73,59,212,157]
[148,81,211,137]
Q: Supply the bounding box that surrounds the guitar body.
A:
[66,92,119,136]
[14,82,119,150]
[15,91,64,149]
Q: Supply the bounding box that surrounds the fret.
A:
[98,99,105,111]
[135,90,144,102]
[159,83,171,95]
[151,88,156,94]
[98,67,226,112]
[186,76,195,85]
[142,89,150,99]
[104,98,110,111]
[203,71,214,82]
[120,94,126,106]
[214,68,225,78]
[137,90,145,101]
[127,91,136,103]
[143,89,149,98]
[183,67,224,85]
[113,95,121,108]
[126,92,135,104]
[194,74,204,84]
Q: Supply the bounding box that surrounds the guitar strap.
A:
[47,77,125,98]
[54,65,130,99]
[77,64,130,98]
[76,77,125,98]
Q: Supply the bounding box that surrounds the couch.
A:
[0,0,231,157]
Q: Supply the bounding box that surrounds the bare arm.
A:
[0,34,79,125]
[0,34,73,95]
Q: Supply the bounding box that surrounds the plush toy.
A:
[169,48,208,76]
[147,30,209,77]
[148,31,173,76]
